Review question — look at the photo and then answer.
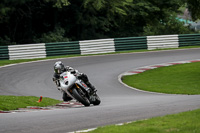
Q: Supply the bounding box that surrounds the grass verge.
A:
[89,109,200,133]
[0,95,61,111]
[122,62,200,95]
[87,61,200,132]
[92,61,200,133]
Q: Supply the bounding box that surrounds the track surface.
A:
[0,49,200,133]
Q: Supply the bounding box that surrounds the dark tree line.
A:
[0,0,199,45]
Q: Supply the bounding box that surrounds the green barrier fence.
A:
[179,34,200,47]
[45,41,80,57]
[0,45,9,60]
[1,34,200,60]
[114,36,147,51]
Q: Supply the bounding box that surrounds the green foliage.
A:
[143,16,194,36]
[0,0,197,45]
[0,0,29,22]
[34,26,69,43]
[187,0,200,21]
[83,0,106,10]
[83,0,131,15]
[0,36,16,45]
[103,0,192,37]
[45,0,70,8]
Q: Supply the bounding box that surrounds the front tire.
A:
[73,88,90,106]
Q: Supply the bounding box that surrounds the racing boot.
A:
[79,73,97,94]
[86,81,97,95]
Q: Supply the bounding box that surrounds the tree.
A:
[186,0,200,21]
[0,0,61,44]
[44,0,70,8]
[63,0,132,40]
[0,0,195,45]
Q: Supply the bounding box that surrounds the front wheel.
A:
[72,88,90,107]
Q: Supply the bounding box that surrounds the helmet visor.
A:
[55,68,61,74]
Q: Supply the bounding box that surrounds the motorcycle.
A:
[58,71,101,106]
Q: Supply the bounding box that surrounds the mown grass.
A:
[89,109,200,133]
[0,95,61,111]
[87,61,200,133]
[122,62,200,94]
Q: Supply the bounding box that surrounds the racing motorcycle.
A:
[58,71,101,106]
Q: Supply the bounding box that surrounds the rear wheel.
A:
[92,94,101,106]
[73,88,90,106]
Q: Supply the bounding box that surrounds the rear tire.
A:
[73,88,90,106]
[92,94,101,106]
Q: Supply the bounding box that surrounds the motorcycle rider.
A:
[52,61,96,95]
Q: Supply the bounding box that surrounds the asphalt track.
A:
[0,48,200,133]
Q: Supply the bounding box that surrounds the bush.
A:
[34,26,69,43]
[143,16,195,36]
[0,36,16,45]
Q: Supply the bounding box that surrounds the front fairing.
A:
[60,72,77,91]
[75,80,90,92]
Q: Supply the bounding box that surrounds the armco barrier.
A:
[147,35,179,50]
[8,43,46,60]
[45,41,80,57]
[114,36,147,51]
[179,34,200,47]
[79,39,115,55]
[0,45,9,60]
[0,34,200,60]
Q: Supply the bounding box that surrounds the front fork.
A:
[64,83,88,101]
[64,88,76,100]
[75,83,96,102]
